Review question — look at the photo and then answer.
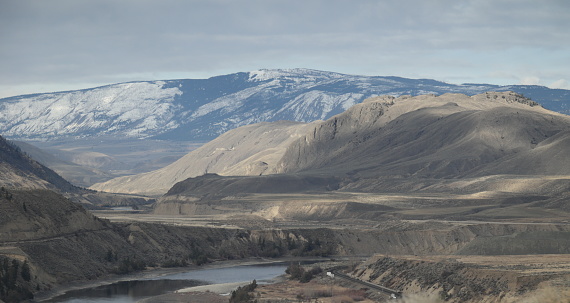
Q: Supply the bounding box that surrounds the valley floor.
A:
[86,191,570,302]
[124,255,570,303]
[92,187,570,230]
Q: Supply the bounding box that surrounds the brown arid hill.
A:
[103,92,570,199]
[0,189,107,242]
[272,91,570,197]
[148,91,570,224]
[0,135,149,208]
[90,120,318,196]
[0,135,79,193]
[275,92,569,179]
[11,140,115,188]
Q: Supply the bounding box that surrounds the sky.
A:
[1,0,569,98]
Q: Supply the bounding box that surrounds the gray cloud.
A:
[1,0,569,97]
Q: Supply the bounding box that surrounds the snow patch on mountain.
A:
[191,80,279,118]
[248,68,346,84]
[0,69,568,141]
[277,91,363,121]
[0,81,182,139]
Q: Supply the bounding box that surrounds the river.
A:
[44,262,289,303]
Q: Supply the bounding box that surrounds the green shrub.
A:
[229,280,258,303]
[286,264,322,283]
[114,257,146,274]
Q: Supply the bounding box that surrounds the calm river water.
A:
[45,263,289,303]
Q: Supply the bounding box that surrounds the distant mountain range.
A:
[1,69,569,141]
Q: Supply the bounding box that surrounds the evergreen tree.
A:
[21,261,31,282]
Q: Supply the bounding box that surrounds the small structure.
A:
[326,271,335,278]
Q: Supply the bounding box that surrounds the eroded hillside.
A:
[276,92,568,179]
[91,121,318,196]
[0,135,79,192]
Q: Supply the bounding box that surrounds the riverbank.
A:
[34,256,334,302]
[136,279,289,303]
[33,257,282,302]
[138,275,381,303]
[137,291,227,303]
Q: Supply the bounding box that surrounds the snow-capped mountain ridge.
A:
[248,68,348,82]
[0,81,183,139]
[1,69,569,141]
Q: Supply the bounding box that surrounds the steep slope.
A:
[0,189,107,242]
[276,92,570,180]
[1,69,569,142]
[471,130,570,176]
[12,140,115,187]
[90,120,318,196]
[0,135,79,192]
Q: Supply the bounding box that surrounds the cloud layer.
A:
[1,0,569,97]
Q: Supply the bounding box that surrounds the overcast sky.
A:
[1,0,569,98]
